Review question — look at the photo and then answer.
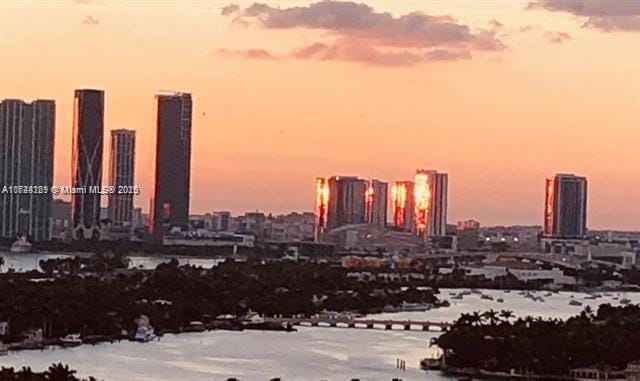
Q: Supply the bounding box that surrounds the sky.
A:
[0,0,639,230]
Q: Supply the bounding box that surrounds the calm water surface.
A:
[3,288,639,380]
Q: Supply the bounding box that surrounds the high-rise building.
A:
[71,89,104,240]
[544,173,587,238]
[364,179,388,227]
[314,177,329,241]
[107,129,135,226]
[391,181,414,232]
[150,92,192,242]
[414,170,448,237]
[0,99,55,241]
[327,176,366,230]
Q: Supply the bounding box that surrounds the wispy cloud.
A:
[520,25,572,44]
[217,48,278,60]
[81,15,100,26]
[527,0,640,32]
[219,1,505,66]
[544,30,571,43]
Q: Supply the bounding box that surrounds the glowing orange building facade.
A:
[391,181,414,232]
[314,177,329,241]
[394,169,448,237]
[314,176,387,242]
[413,170,431,235]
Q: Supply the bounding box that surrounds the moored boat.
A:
[10,236,32,253]
[60,333,82,347]
[420,339,445,371]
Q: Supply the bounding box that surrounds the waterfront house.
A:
[570,367,625,381]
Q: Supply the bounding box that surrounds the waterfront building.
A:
[391,181,414,232]
[107,129,135,227]
[0,99,55,241]
[327,176,366,230]
[457,220,480,251]
[414,170,448,237]
[150,92,193,243]
[71,89,104,240]
[544,173,588,238]
[364,179,388,227]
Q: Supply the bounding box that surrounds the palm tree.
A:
[499,309,515,324]
[44,363,77,381]
[483,309,499,326]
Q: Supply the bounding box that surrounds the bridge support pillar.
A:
[385,324,392,330]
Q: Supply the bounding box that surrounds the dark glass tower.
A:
[71,89,104,240]
[0,99,55,241]
[108,129,135,226]
[150,92,192,242]
[544,173,588,238]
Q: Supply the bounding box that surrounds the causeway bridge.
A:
[264,317,451,332]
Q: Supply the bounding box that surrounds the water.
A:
[2,289,639,380]
[0,252,72,273]
[0,252,223,273]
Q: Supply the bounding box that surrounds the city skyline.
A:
[1,0,638,230]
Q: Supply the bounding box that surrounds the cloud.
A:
[219,1,505,66]
[217,48,278,60]
[221,4,240,16]
[543,30,572,43]
[519,24,572,44]
[425,49,472,61]
[81,15,100,25]
[527,0,640,32]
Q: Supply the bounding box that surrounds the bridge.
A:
[264,317,451,332]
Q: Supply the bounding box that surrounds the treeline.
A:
[437,304,640,375]
[0,259,438,343]
[0,363,97,381]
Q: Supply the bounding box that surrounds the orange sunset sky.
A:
[1,0,639,230]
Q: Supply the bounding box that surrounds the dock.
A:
[264,317,451,332]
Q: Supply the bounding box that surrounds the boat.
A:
[451,293,463,300]
[60,334,82,347]
[620,298,631,305]
[420,340,445,371]
[570,300,583,307]
[480,294,494,301]
[134,315,157,342]
[496,298,504,303]
[134,325,157,342]
[10,236,32,253]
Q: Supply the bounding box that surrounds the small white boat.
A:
[134,325,157,342]
[134,315,157,342]
[420,340,445,370]
[60,334,82,347]
[10,236,32,253]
